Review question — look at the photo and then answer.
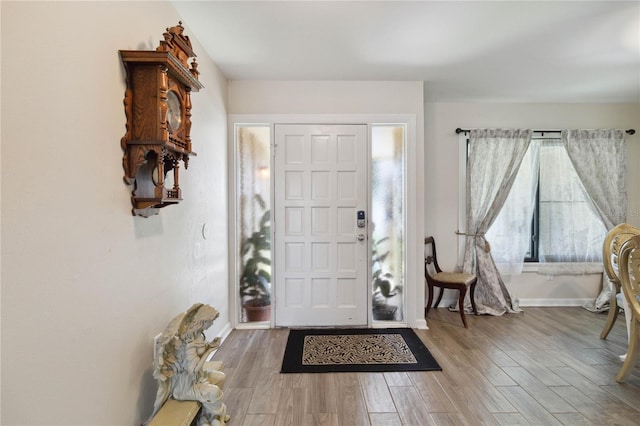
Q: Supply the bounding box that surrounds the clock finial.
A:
[190,59,200,79]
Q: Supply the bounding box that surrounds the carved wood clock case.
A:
[120,22,204,217]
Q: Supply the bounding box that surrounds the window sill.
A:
[522,262,603,275]
[522,263,541,273]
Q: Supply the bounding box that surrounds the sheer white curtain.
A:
[561,129,627,312]
[537,140,607,275]
[462,129,532,316]
[486,141,539,275]
[562,130,626,229]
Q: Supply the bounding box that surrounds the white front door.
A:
[274,124,368,327]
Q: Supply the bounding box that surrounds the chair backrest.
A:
[424,237,441,276]
[603,223,640,284]
[619,234,640,321]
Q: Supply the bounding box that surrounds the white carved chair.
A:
[616,234,640,382]
[600,223,640,340]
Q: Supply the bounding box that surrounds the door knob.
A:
[357,234,365,241]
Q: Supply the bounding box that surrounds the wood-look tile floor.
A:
[211,307,640,425]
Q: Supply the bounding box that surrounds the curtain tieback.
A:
[455,231,491,252]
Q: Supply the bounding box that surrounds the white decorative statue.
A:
[149,303,229,426]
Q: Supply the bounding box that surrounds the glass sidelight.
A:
[236,125,272,323]
[371,125,405,322]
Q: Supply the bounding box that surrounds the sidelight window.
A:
[236,125,272,323]
[371,125,406,321]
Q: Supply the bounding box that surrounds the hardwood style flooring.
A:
[211,307,640,425]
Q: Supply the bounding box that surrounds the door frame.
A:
[228,114,424,330]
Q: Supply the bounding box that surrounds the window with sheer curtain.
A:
[536,140,607,264]
[486,137,607,275]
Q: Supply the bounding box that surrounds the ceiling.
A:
[172,1,640,103]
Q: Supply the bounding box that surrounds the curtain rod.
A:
[455,127,636,135]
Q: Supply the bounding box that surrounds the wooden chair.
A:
[600,223,640,339]
[616,235,640,382]
[424,236,478,328]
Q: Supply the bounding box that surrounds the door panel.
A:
[274,124,368,326]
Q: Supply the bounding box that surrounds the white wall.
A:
[229,80,423,116]
[228,80,426,327]
[1,2,229,424]
[424,102,640,305]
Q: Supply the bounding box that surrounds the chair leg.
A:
[425,284,434,317]
[469,282,478,316]
[600,290,619,339]
[434,287,444,309]
[616,319,639,382]
[458,286,468,328]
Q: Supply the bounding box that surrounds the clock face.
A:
[166,90,182,131]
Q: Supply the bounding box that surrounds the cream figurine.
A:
[149,303,229,426]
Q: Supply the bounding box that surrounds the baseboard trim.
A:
[206,321,233,361]
[217,321,233,342]
[518,298,592,307]
[409,318,428,329]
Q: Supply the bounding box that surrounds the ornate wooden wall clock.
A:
[120,22,204,217]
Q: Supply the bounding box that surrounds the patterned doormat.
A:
[280,328,442,373]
